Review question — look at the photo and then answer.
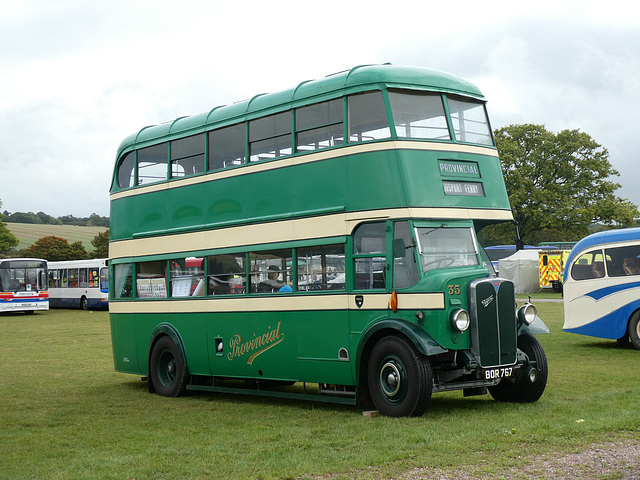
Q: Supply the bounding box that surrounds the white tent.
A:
[498,249,542,294]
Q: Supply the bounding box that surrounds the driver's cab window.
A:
[353,222,386,289]
[393,221,419,288]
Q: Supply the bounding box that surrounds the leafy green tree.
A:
[91,230,109,258]
[23,235,88,261]
[5,211,42,224]
[481,124,638,247]
[0,201,19,256]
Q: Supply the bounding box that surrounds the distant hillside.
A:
[5,223,107,251]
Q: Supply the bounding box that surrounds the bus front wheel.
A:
[149,336,187,397]
[629,312,640,350]
[367,335,432,417]
[488,334,548,403]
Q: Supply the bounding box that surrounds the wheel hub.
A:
[380,361,401,397]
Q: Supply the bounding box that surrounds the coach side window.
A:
[208,254,246,295]
[117,152,136,189]
[295,99,343,151]
[113,264,133,299]
[353,222,387,289]
[136,261,167,298]
[571,250,605,280]
[297,244,345,291]
[209,124,245,170]
[138,143,168,185]
[249,250,292,293]
[249,112,292,162]
[605,245,640,277]
[348,91,390,142]
[171,134,205,178]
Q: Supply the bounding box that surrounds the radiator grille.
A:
[468,278,517,367]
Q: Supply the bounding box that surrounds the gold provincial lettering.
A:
[227,321,285,365]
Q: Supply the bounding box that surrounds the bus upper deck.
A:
[109,64,512,254]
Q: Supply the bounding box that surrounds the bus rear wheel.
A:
[489,333,548,403]
[80,296,88,310]
[149,336,187,397]
[367,335,432,417]
[629,312,640,350]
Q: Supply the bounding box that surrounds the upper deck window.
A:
[209,123,245,170]
[388,90,450,140]
[295,99,343,151]
[171,134,205,178]
[447,96,493,146]
[249,112,292,162]
[138,143,168,185]
[348,91,390,142]
[117,152,136,189]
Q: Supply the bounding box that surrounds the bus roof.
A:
[563,227,640,281]
[117,64,485,154]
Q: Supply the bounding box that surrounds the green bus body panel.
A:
[110,148,509,242]
[110,309,355,386]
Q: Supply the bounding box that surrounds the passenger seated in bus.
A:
[258,265,287,293]
[623,257,640,275]
[591,261,605,278]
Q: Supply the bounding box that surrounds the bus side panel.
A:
[208,311,299,382]
[134,190,169,237]
[295,308,353,385]
[110,313,142,374]
[245,167,293,221]
[345,151,406,212]
[110,197,135,241]
[292,158,346,214]
[205,175,247,227]
[167,181,207,232]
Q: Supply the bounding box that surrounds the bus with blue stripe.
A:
[563,227,640,350]
[48,259,109,309]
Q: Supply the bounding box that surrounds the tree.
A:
[0,201,19,256]
[23,236,88,261]
[91,229,109,258]
[484,124,638,247]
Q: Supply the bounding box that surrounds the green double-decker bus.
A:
[109,64,549,417]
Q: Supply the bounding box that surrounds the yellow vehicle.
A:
[539,250,570,292]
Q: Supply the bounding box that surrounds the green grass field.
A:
[5,222,107,251]
[1,303,638,480]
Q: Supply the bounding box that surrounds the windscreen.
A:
[416,227,479,273]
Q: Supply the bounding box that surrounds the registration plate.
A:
[484,367,513,380]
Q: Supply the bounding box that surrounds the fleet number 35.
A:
[448,284,461,295]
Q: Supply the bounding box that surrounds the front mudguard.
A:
[518,315,550,336]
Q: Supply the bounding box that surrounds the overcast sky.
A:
[1,0,638,218]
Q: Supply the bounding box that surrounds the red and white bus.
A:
[0,258,49,313]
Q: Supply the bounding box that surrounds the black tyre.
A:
[367,335,432,417]
[629,312,640,351]
[80,296,88,310]
[489,333,548,403]
[149,336,187,397]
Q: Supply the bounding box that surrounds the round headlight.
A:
[451,309,470,332]
[518,303,537,325]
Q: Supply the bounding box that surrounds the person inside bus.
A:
[591,261,605,278]
[623,257,640,276]
[259,265,287,293]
